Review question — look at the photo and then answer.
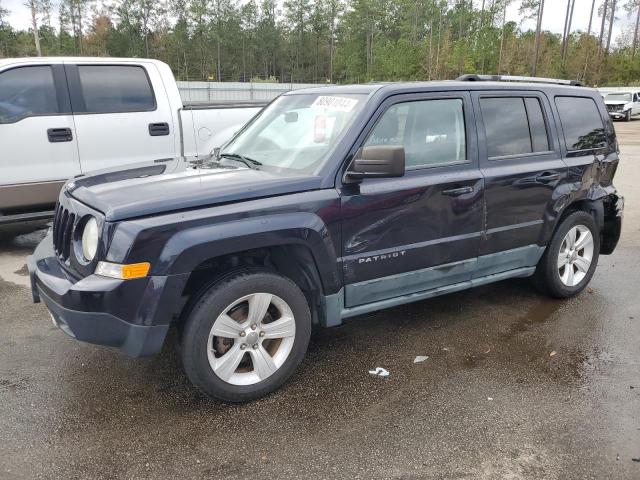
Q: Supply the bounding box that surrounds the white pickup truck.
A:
[0,57,264,223]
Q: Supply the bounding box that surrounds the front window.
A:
[363,98,467,167]
[221,93,367,173]
[0,66,60,123]
[606,93,632,102]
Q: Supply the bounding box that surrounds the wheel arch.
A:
[177,243,331,328]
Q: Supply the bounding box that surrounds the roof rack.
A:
[456,74,583,87]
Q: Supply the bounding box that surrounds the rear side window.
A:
[77,65,155,114]
[555,96,606,151]
[0,66,59,123]
[480,97,550,158]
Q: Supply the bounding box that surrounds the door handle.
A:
[442,186,474,197]
[535,172,560,182]
[47,128,73,143]
[148,122,170,136]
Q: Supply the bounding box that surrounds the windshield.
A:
[606,93,632,102]
[221,93,367,173]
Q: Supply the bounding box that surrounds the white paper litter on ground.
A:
[368,367,390,377]
[413,356,429,363]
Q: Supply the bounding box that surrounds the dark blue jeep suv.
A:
[29,76,623,402]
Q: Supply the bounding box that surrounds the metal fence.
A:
[598,87,639,95]
[177,80,639,103]
[177,81,328,103]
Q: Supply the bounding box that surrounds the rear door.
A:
[0,63,81,210]
[340,92,484,308]
[473,91,566,273]
[65,62,176,173]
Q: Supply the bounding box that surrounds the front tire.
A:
[533,211,600,298]
[180,270,311,402]
[625,109,632,122]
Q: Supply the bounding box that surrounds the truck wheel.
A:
[625,109,632,122]
[532,211,600,298]
[180,269,311,402]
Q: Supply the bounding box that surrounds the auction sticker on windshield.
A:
[311,96,358,112]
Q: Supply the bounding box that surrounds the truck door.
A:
[339,92,483,308]
[473,91,567,268]
[0,63,81,211]
[65,62,176,173]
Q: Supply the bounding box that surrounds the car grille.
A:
[52,203,75,261]
[607,104,623,112]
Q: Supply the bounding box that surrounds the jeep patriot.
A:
[29,75,623,402]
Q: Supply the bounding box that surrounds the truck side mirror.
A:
[347,145,405,180]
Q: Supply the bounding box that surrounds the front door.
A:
[473,91,567,275]
[0,63,81,211]
[340,92,483,308]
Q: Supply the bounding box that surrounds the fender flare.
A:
[151,212,341,293]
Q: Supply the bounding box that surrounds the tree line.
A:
[1,0,640,86]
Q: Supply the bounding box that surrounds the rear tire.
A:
[180,269,311,402]
[532,211,600,298]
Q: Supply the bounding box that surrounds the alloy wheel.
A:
[207,293,296,386]
[557,225,594,287]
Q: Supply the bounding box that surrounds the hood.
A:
[66,157,323,221]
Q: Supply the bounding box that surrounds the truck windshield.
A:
[606,93,632,101]
[220,93,366,173]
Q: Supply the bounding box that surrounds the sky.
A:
[0,0,630,44]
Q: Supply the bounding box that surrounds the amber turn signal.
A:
[95,261,151,280]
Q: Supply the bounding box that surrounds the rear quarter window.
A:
[555,96,607,151]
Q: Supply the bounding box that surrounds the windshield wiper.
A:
[219,152,262,170]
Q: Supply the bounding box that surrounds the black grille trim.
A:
[52,203,75,261]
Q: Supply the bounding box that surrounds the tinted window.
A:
[555,96,606,151]
[365,99,466,167]
[481,97,532,157]
[77,65,155,113]
[0,66,59,123]
[525,97,550,152]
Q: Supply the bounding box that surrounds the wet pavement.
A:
[1,125,639,480]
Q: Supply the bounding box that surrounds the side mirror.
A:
[347,145,405,180]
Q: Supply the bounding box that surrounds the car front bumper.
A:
[28,233,175,357]
[608,110,628,119]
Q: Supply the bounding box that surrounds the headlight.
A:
[81,217,99,261]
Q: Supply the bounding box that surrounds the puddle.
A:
[0,223,48,287]
[13,264,29,277]
[503,298,564,338]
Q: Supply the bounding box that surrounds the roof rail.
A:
[456,74,583,87]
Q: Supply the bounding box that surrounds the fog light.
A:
[95,261,150,280]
